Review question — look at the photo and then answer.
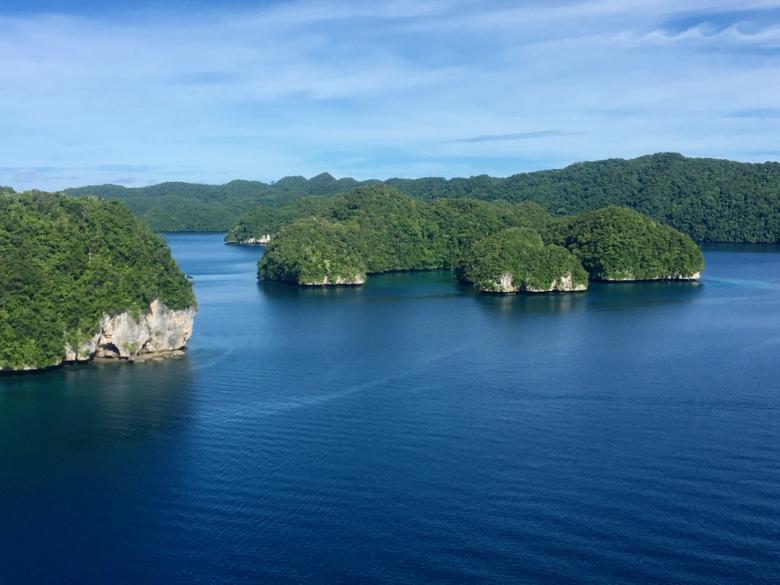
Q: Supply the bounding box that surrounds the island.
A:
[460,228,589,293]
[65,153,780,243]
[0,192,197,373]
[547,206,704,281]
[256,186,704,292]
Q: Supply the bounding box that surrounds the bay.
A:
[1,233,779,584]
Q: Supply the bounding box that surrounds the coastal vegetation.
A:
[388,153,780,243]
[257,218,366,285]
[548,206,704,280]
[257,186,703,291]
[66,173,358,232]
[225,196,333,244]
[258,186,554,284]
[0,192,195,371]
[460,228,589,293]
[63,154,780,243]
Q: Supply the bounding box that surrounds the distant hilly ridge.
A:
[59,153,780,242]
[63,172,367,232]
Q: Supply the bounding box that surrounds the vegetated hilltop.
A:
[546,206,705,281]
[460,228,590,293]
[0,192,196,372]
[387,153,780,242]
[67,154,780,242]
[257,185,703,292]
[225,196,335,244]
[65,173,366,232]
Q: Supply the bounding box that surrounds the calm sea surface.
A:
[2,233,779,584]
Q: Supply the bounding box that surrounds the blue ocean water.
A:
[1,233,779,584]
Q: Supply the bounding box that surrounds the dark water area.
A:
[2,233,779,584]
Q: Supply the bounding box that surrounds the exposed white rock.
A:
[302,274,366,286]
[526,273,589,293]
[240,234,272,245]
[64,299,195,364]
[496,272,515,293]
[64,331,101,362]
[601,271,702,282]
[485,271,587,294]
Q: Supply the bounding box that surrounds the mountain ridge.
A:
[53,153,780,242]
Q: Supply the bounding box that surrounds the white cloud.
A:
[1,0,780,190]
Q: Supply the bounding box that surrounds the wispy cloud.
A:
[726,107,780,118]
[1,0,780,191]
[456,131,586,143]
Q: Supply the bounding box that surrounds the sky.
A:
[2,0,780,190]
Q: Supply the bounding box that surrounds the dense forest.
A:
[546,207,705,281]
[460,228,590,293]
[0,192,195,371]
[225,196,334,243]
[258,185,703,291]
[65,173,365,232]
[64,154,780,242]
[387,153,780,243]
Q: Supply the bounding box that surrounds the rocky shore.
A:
[482,272,589,294]
[4,299,198,372]
[301,274,366,286]
[63,299,195,364]
[600,271,702,282]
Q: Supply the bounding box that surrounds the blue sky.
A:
[2,0,780,190]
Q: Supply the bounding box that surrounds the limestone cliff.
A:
[63,300,195,364]
[301,274,366,286]
[600,271,702,282]
[237,234,272,245]
[484,271,588,294]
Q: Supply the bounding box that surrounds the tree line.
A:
[0,192,194,370]
[257,185,704,290]
[59,154,780,243]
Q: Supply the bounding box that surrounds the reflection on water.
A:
[259,279,369,301]
[703,243,780,254]
[1,234,779,585]
[259,268,706,317]
[0,355,194,463]
[258,269,464,303]
[476,289,585,315]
